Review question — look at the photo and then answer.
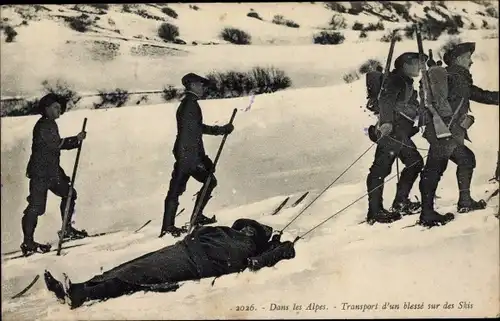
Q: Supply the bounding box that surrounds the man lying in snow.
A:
[44,218,296,309]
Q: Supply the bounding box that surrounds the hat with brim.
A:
[231,218,273,250]
[181,73,211,88]
[394,52,428,69]
[443,42,475,66]
[37,93,68,115]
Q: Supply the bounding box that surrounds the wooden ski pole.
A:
[188,109,237,234]
[57,118,88,256]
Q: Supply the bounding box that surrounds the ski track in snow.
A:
[1,2,499,320]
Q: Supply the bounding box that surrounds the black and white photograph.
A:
[1,1,499,319]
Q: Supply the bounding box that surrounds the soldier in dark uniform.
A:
[366,52,427,224]
[160,73,234,238]
[419,42,499,227]
[44,218,296,309]
[21,93,88,256]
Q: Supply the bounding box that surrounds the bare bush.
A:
[4,25,17,42]
[41,79,81,110]
[158,22,179,42]
[313,31,345,45]
[272,15,300,28]
[220,27,251,45]
[162,7,178,19]
[325,2,347,13]
[65,14,93,33]
[94,88,130,109]
[247,11,263,20]
[204,66,292,99]
[162,85,180,102]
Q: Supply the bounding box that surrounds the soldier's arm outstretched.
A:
[470,85,499,105]
[202,122,234,136]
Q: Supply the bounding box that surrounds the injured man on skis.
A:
[44,218,296,309]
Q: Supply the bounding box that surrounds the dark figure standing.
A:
[44,218,296,309]
[366,52,427,224]
[419,42,499,227]
[160,73,234,238]
[21,93,88,256]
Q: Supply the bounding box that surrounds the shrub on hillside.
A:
[313,31,345,45]
[94,88,130,109]
[359,30,367,38]
[204,67,292,99]
[65,14,93,33]
[329,14,347,29]
[403,14,460,41]
[485,6,498,18]
[4,25,17,42]
[382,2,413,22]
[162,85,180,102]
[89,4,109,11]
[363,21,385,31]
[352,22,364,31]
[41,79,81,109]
[325,2,347,13]
[358,59,383,74]
[272,15,300,28]
[220,27,251,44]
[162,7,178,19]
[380,30,402,42]
[2,99,40,117]
[189,5,200,10]
[158,22,179,42]
[247,11,263,20]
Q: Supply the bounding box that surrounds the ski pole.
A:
[188,109,237,234]
[57,118,87,256]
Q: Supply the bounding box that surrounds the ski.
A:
[291,191,309,207]
[4,243,87,261]
[134,220,152,233]
[11,274,40,299]
[271,197,290,215]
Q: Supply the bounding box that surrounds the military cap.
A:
[181,73,211,88]
[37,93,68,115]
[232,218,273,250]
[443,42,475,66]
[394,52,428,69]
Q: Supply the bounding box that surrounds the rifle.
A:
[415,24,452,139]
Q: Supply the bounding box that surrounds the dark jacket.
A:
[87,221,286,286]
[378,70,420,136]
[424,64,499,144]
[172,92,227,170]
[26,117,80,179]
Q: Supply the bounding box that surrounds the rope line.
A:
[293,153,429,243]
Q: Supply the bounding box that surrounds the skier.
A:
[44,218,296,309]
[419,42,499,227]
[160,73,234,238]
[21,93,88,256]
[365,52,427,224]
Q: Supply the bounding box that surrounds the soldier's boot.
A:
[159,200,187,238]
[457,197,487,213]
[20,214,51,256]
[44,270,67,303]
[418,175,454,227]
[367,207,402,225]
[191,190,217,227]
[366,174,401,224]
[391,198,421,215]
[418,209,455,227]
[58,225,88,241]
[456,168,487,213]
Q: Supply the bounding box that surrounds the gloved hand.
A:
[279,241,296,259]
[377,123,393,138]
[222,123,234,135]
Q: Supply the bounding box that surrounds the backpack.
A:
[365,68,384,114]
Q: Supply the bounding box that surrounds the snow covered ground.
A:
[1,2,499,320]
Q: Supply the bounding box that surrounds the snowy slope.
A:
[1,53,499,319]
